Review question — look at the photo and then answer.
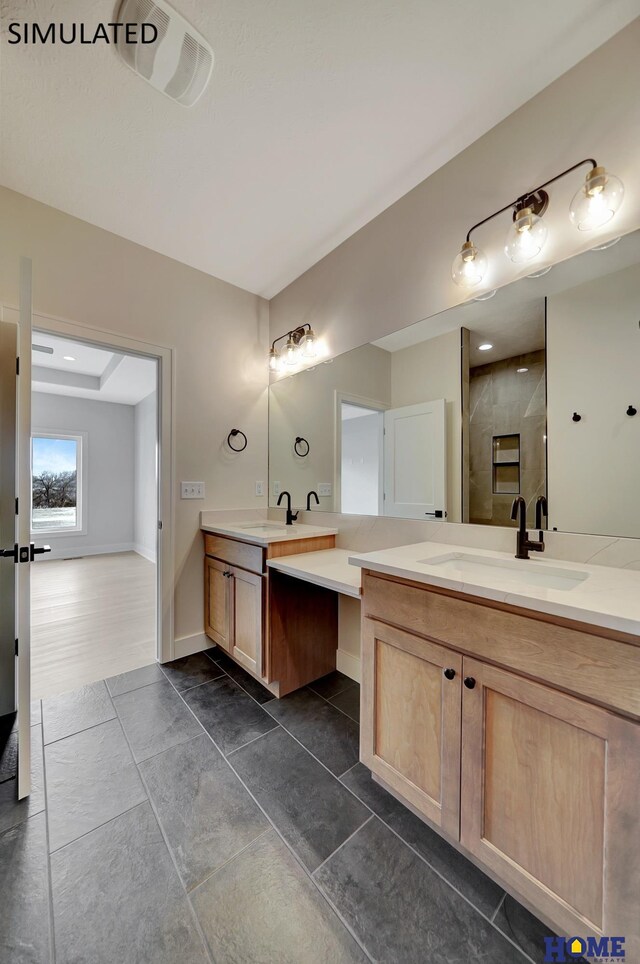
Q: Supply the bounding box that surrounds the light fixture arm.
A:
[270,323,312,353]
[465,158,597,243]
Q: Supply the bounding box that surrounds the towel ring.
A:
[294,436,310,457]
[227,429,248,452]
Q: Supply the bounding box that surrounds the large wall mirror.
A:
[268,228,640,538]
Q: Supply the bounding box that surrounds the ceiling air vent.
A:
[115,0,213,107]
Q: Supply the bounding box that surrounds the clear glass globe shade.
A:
[569,171,624,231]
[451,242,487,287]
[504,209,548,263]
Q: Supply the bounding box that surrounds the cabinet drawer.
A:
[362,571,640,720]
[204,534,264,574]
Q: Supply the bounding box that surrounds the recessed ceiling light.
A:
[478,343,493,351]
[517,367,529,373]
[63,355,76,361]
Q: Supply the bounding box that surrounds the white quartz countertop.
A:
[267,549,361,598]
[201,519,338,546]
[349,541,640,637]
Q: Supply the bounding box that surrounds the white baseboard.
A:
[36,542,136,561]
[173,632,215,660]
[336,648,360,683]
[134,544,157,564]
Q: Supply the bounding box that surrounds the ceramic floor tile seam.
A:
[173,681,375,964]
[225,723,283,758]
[309,676,358,701]
[338,778,510,928]
[41,685,118,747]
[203,651,276,706]
[46,797,152,858]
[105,676,166,699]
[339,809,531,961]
[490,891,507,924]
[161,671,227,697]
[310,814,376,879]
[185,827,274,896]
[40,719,59,964]
[114,701,216,964]
[259,702,361,785]
[326,697,360,725]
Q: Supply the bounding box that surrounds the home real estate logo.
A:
[544,935,626,963]
[5,21,158,45]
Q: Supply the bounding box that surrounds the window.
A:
[31,433,85,534]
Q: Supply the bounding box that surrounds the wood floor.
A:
[31,552,156,699]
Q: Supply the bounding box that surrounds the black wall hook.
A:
[227,429,248,452]
[572,412,582,422]
[294,436,310,457]
[627,405,637,417]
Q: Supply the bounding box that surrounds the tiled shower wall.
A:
[468,350,546,527]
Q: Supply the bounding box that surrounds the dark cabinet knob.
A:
[443,668,456,680]
[463,677,476,689]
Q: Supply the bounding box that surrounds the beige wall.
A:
[547,263,640,538]
[390,329,462,522]
[269,23,640,358]
[0,188,269,648]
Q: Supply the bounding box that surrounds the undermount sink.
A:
[237,523,289,532]
[416,552,589,592]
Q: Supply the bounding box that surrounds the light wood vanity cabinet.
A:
[204,555,263,675]
[361,570,640,951]
[203,530,337,697]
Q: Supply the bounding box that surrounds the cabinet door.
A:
[204,556,231,652]
[361,618,462,837]
[230,566,263,677]
[461,659,640,949]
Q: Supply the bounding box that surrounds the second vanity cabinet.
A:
[203,529,338,696]
[361,570,640,952]
[205,556,263,675]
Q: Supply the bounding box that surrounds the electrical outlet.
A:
[181,482,205,499]
[318,483,332,497]
[272,481,281,497]
[255,481,264,497]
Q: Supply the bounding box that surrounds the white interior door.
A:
[0,259,35,798]
[383,399,446,520]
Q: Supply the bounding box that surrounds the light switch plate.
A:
[318,483,332,497]
[181,482,205,499]
[255,481,264,497]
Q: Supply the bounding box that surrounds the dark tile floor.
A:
[0,651,558,963]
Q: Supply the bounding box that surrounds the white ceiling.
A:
[1,2,637,298]
[32,332,157,404]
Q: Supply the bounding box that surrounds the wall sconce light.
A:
[452,159,624,289]
[269,324,321,373]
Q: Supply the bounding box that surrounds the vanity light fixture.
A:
[268,324,321,373]
[452,159,624,288]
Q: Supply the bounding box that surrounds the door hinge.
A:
[158,520,163,530]
[15,498,19,515]
[15,639,18,656]
[16,357,20,375]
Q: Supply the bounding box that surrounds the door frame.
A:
[24,310,175,664]
[334,391,387,515]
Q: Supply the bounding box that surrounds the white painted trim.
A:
[173,632,215,661]
[29,311,174,663]
[134,544,157,564]
[336,647,360,683]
